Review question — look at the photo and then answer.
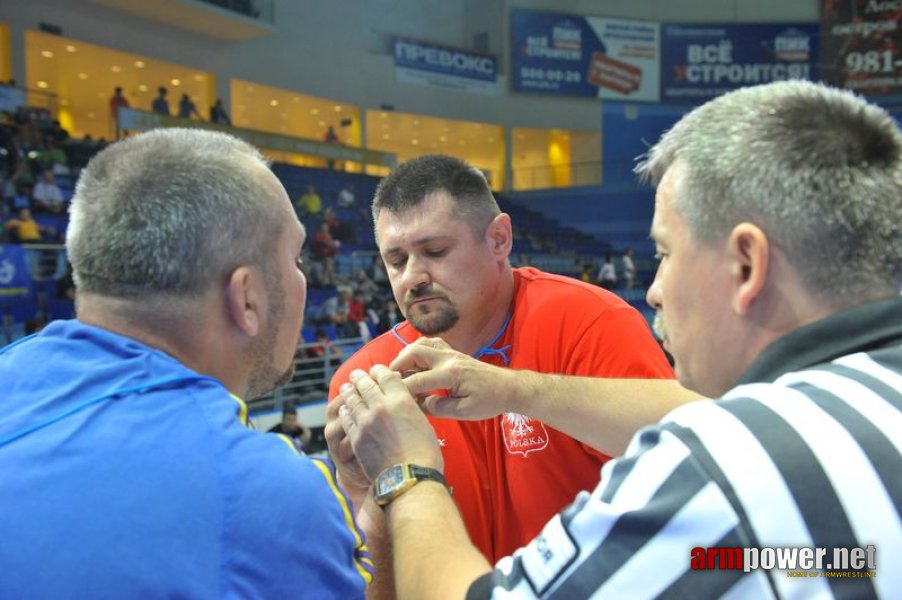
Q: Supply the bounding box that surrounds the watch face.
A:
[380,465,406,491]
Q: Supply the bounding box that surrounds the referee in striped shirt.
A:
[335,80,902,599]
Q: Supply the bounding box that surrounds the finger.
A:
[348,368,381,403]
[370,364,415,398]
[420,394,460,417]
[338,404,358,437]
[389,338,445,372]
[403,368,454,397]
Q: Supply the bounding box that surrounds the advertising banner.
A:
[661,23,818,102]
[821,0,902,97]
[512,9,660,101]
[393,37,498,95]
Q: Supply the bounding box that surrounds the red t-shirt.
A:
[329,267,674,562]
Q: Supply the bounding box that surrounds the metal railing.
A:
[511,161,602,191]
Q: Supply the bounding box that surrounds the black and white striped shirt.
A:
[468,296,902,599]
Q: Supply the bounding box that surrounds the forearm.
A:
[511,371,705,456]
[358,498,396,600]
[386,482,491,600]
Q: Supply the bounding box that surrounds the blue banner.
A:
[0,244,32,298]
[512,9,660,101]
[661,23,819,102]
[393,37,498,95]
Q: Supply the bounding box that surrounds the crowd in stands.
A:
[0,106,104,243]
[1,98,648,408]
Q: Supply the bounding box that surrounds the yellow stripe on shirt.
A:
[311,459,374,585]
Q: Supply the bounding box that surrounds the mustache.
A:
[405,287,447,305]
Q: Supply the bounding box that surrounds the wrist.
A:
[373,462,450,508]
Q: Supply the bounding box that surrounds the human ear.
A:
[226,266,262,337]
[728,223,769,316]
[487,213,513,256]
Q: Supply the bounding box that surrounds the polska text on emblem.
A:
[502,412,549,457]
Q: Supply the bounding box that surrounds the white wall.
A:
[1,0,820,134]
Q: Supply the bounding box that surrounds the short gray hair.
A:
[67,128,285,298]
[636,80,902,306]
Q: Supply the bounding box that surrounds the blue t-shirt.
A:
[0,320,371,598]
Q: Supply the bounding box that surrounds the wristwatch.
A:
[373,463,450,507]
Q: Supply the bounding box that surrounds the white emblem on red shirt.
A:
[502,413,549,457]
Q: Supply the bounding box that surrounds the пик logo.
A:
[773,28,811,62]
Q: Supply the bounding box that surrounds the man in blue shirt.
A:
[0,128,372,598]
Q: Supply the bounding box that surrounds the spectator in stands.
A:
[35,137,69,175]
[348,289,373,342]
[337,183,356,208]
[621,246,637,289]
[332,80,902,599]
[0,128,372,598]
[178,93,201,120]
[6,182,32,213]
[210,98,231,125]
[323,125,340,170]
[151,86,170,116]
[268,402,313,452]
[109,86,129,114]
[324,206,353,243]
[353,268,380,302]
[579,263,593,284]
[369,258,389,289]
[46,120,69,144]
[321,287,353,338]
[109,87,130,138]
[373,298,401,335]
[4,208,53,243]
[296,184,322,216]
[596,254,617,289]
[311,222,339,286]
[31,169,65,214]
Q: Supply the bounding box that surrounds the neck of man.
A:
[76,291,252,399]
[438,265,515,357]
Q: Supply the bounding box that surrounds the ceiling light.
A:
[382,134,390,140]
[333,105,342,112]
[318,121,326,127]
[41,50,53,58]
[311,108,319,115]
[36,81,48,89]
[171,78,180,86]
[111,66,121,73]
[246,86,254,92]
[65,45,76,53]
[439,136,447,142]
[138,84,148,92]
[412,140,419,145]
[270,100,279,107]
[135,60,145,68]
[380,112,387,118]
[413,120,419,126]
[77,73,88,80]
[194,74,204,81]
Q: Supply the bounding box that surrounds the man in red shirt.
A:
[327,154,693,563]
